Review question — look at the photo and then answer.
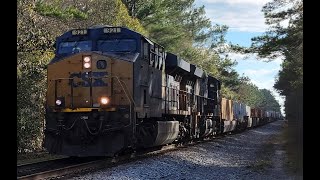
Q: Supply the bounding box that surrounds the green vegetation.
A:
[254,0,303,176]
[232,0,303,176]
[237,80,281,110]
[35,1,88,20]
[17,0,282,153]
[17,0,147,153]
[17,151,65,165]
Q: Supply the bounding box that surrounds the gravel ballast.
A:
[69,121,296,180]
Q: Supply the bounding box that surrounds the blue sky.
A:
[194,0,285,113]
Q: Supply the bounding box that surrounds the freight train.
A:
[44,25,282,157]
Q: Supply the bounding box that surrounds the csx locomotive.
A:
[44,25,281,157]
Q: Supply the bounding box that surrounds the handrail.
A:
[111,76,136,107]
[162,85,214,113]
[162,85,215,101]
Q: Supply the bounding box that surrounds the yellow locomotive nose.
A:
[46,52,133,110]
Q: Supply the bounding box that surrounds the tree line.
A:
[249,0,303,175]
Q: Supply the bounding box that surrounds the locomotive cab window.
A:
[58,40,92,54]
[97,39,136,52]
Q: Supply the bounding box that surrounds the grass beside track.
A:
[249,121,302,179]
[281,121,303,179]
[17,151,66,165]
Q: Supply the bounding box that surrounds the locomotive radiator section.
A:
[162,53,219,140]
[44,52,135,156]
[192,66,217,138]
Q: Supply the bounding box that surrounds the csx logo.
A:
[69,72,108,87]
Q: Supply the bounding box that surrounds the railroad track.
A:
[17,157,103,180]
[16,141,208,180]
[16,124,270,180]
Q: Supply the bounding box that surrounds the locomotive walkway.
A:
[69,120,299,180]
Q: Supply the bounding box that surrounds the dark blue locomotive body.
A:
[44,25,278,157]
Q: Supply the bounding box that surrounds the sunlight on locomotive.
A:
[100,97,109,105]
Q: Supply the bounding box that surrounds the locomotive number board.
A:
[71,29,88,35]
[104,27,121,33]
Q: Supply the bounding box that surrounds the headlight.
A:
[100,97,109,105]
[83,62,91,68]
[56,99,62,106]
[83,56,91,63]
[83,56,91,69]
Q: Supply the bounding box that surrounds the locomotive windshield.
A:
[97,39,136,52]
[58,40,92,54]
